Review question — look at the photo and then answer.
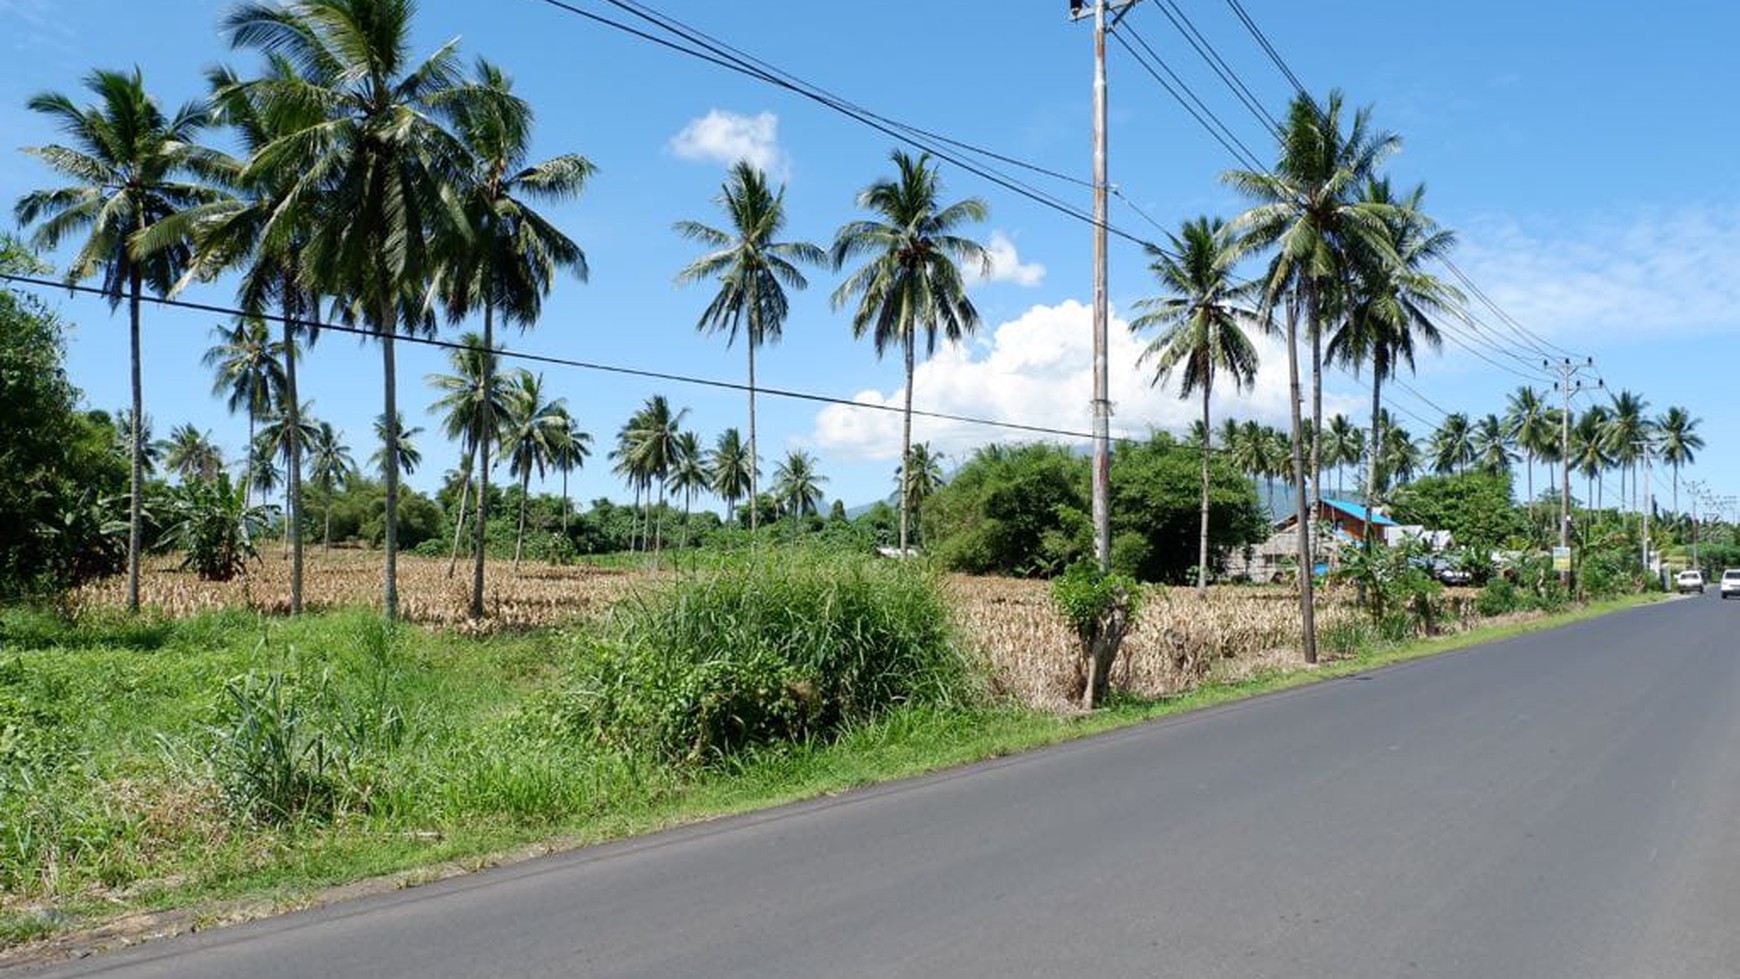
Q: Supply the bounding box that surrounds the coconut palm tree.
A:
[306,421,355,553]
[1379,415,1420,489]
[437,57,592,615]
[427,333,514,577]
[1129,216,1262,595]
[1655,406,1703,518]
[550,409,593,537]
[1225,91,1398,662]
[1504,385,1553,505]
[1570,407,1613,511]
[774,450,828,541]
[16,68,222,612]
[500,372,568,571]
[1325,414,1364,498]
[164,58,328,614]
[675,162,823,535]
[371,412,423,479]
[1430,413,1475,475]
[1325,179,1458,515]
[832,150,990,557]
[895,442,947,533]
[224,0,487,621]
[707,427,754,527]
[255,400,317,530]
[667,431,707,552]
[1603,390,1650,516]
[1471,413,1517,477]
[163,424,225,483]
[115,410,163,477]
[203,317,287,506]
[617,395,689,558]
[609,404,653,552]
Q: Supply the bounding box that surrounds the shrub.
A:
[205,672,348,824]
[555,557,970,762]
[159,474,271,581]
[1475,578,1520,617]
[1050,561,1141,707]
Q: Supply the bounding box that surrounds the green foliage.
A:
[0,239,128,596]
[160,474,272,580]
[1106,434,1268,583]
[205,672,347,824]
[1335,541,1445,635]
[921,443,1091,576]
[1475,578,1520,617]
[1391,472,1526,556]
[921,438,1265,582]
[553,557,970,762]
[1048,562,1141,638]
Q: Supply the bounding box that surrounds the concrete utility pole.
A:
[1546,357,1600,585]
[1687,480,1706,571]
[1642,436,1652,574]
[1072,0,1137,571]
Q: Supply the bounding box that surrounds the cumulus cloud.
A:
[809,300,1357,462]
[1453,206,1740,344]
[964,231,1046,288]
[668,109,789,177]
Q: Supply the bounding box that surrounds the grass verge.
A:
[0,589,1664,965]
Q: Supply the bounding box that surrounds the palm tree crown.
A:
[832,149,989,556]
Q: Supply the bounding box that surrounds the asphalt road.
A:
[29,594,1740,979]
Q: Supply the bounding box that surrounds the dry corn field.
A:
[947,577,1375,707]
[76,551,1478,708]
[73,551,645,633]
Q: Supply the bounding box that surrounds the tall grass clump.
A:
[558,556,974,762]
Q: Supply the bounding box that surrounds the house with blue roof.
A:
[1225,497,1401,582]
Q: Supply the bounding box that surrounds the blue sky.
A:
[3,0,1736,516]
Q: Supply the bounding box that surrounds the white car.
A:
[1677,569,1706,594]
[1720,570,1740,600]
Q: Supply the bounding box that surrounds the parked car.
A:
[1720,569,1740,600]
[1676,569,1706,594]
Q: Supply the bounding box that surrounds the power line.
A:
[526,0,1172,252]
[1109,26,1268,173]
[1223,0,1309,96]
[1147,0,1282,136]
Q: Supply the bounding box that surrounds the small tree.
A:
[1050,561,1141,709]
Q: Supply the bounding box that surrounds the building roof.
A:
[1322,498,1398,527]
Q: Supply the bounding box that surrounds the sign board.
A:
[1552,546,1573,572]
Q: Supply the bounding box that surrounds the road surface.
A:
[27,594,1740,978]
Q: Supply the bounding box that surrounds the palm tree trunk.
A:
[1308,281,1324,517]
[283,298,305,614]
[324,499,332,555]
[126,268,143,615]
[244,413,256,510]
[1367,365,1384,560]
[747,341,759,536]
[514,469,529,573]
[381,327,400,623]
[561,469,570,536]
[1286,306,1318,664]
[447,453,471,579]
[1197,384,1212,598]
[898,336,916,558]
[471,303,494,620]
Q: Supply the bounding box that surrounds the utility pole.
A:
[1641,436,1652,574]
[1072,0,1136,571]
[1546,357,1599,585]
[1687,480,1706,571]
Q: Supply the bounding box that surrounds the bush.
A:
[1475,578,1520,617]
[205,672,347,824]
[1050,561,1141,706]
[554,557,970,762]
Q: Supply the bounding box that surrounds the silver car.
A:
[1720,570,1740,600]
[1677,570,1706,594]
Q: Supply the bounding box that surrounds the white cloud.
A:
[809,300,1357,462]
[1454,207,1740,344]
[668,109,789,177]
[965,231,1046,288]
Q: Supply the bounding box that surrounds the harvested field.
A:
[72,551,645,633]
[75,552,1469,707]
[949,577,1368,707]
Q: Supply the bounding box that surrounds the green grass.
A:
[0,589,1662,954]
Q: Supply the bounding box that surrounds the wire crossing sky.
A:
[1,0,1734,510]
